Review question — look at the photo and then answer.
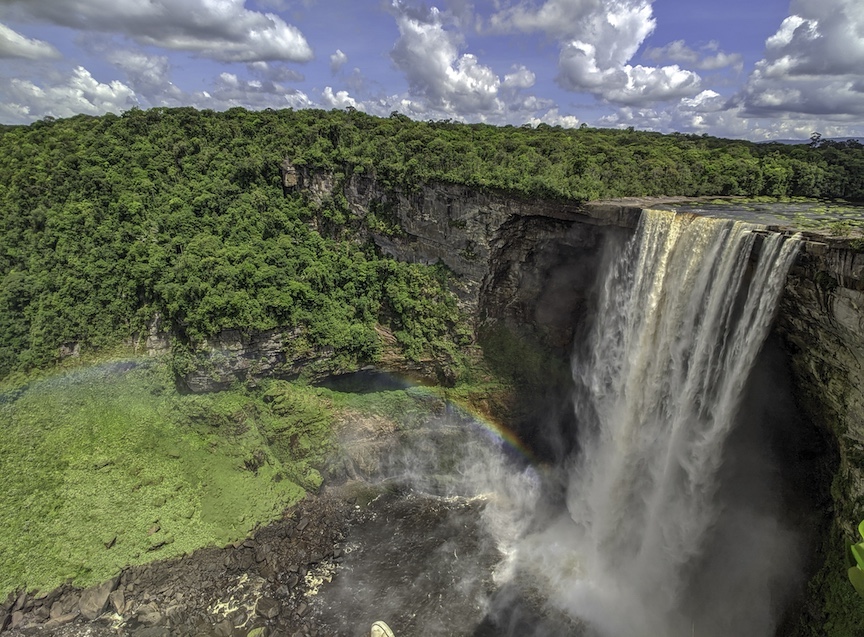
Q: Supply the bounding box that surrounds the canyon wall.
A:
[303,171,864,625]
[171,170,638,391]
[165,167,864,629]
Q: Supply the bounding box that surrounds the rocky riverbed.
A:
[1,482,503,637]
[0,366,599,637]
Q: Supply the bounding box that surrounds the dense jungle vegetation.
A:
[0,105,862,379]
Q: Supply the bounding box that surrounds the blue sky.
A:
[1,0,862,140]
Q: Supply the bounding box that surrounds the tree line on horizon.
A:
[0,106,861,379]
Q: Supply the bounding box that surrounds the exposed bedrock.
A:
[318,172,864,631]
[174,171,638,392]
[184,169,864,589]
[775,240,864,524]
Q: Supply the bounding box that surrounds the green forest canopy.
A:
[0,106,862,378]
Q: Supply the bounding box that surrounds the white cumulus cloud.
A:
[107,50,171,88]
[0,22,60,59]
[503,65,536,89]
[490,0,702,105]
[321,86,358,109]
[558,40,700,103]
[192,69,311,110]
[0,66,136,122]
[389,1,504,115]
[330,49,348,73]
[246,61,304,83]
[4,0,313,63]
[600,87,862,141]
[527,107,580,127]
[645,40,743,72]
[739,0,864,118]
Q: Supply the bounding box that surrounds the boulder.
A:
[136,602,162,626]
[9,611,23,630]
[109,588,126,615]
[43,610,80,629]
[79,575,120,620]
[254,597,280,620]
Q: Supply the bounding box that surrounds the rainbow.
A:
[447,398,542,466]
[320,368,543,466]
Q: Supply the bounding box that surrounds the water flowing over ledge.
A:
[491,209,803,637]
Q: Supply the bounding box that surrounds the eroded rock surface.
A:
[776,239,864,523]
[0,486,526,637]
[175,172,643,392]
[1,492,354,637]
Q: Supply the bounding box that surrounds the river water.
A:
[557,210,802,636]
[310,208,806,636]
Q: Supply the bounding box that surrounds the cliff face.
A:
[175,170,638,391]
[337,171,639,313]
[775,240,864,496]
[766,239,864,633]
[172,168,864,629]
[776,241,864,522]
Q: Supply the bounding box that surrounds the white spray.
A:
[481,209,803,636]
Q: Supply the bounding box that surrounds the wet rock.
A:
[255,597,280,620]
[260,563,277,581]
[110,588,126,614]
[231,609,248,627]
[79,574,120,620]
[9,611,23,630]
[237,553,256,571]
[136,602,162,625]
[43,610,80,629]
[163,603,184,625]
[213,619,234,637]
[50,593,79,620]
[38,587,64,611]
[31,604,50,622]
[11,590,26,612]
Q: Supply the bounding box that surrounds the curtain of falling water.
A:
[566,209,801,635]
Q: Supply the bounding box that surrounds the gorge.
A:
[2,110,864,636]
[137,169,862,636]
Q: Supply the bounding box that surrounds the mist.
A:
[476,211,805,637]
[312,210,808,637]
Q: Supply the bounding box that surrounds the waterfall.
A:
[553,208,801,635]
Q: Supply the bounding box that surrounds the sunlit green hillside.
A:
[0,360,328,596]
